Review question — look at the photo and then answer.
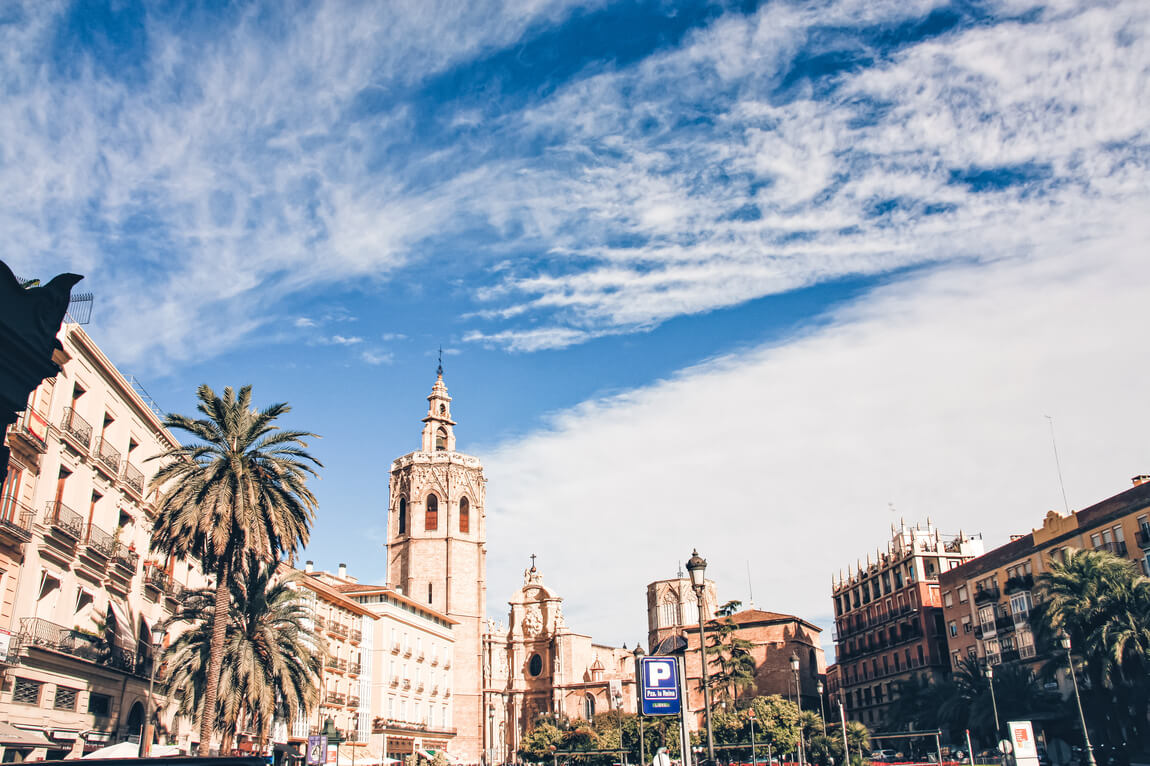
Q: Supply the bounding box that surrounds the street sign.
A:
[639,656,681,715]
[306,736,328,766]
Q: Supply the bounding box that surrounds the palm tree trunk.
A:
[199,556,232,753]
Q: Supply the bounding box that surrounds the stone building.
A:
[647,577,826,728]
[831,521,983,728]
[386,370,486,764]
[482,563,639,765]
[0,322,206,759]
[939,476,1150,676]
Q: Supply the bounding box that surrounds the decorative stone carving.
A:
[523,605,543,636]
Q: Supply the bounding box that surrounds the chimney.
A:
[1133,475,1150,487]
[305,560,314,574]
[338,563,347,579]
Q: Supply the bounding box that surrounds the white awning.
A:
[0,722,53,747]
[107,599,136,650]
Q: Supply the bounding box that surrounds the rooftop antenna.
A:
[1045,415,1071,513]
[677,561,683,579]
[746,560,754,609]
[437,346,443,377]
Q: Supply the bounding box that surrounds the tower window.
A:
[398,498,407,535]
[459,497,470,534]
[583,693,595,719]
[428,583,433,604]
[426,494,439,531]
[435,427,447,451]
[528,653,544,677]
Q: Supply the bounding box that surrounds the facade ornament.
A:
[523,604,543,636]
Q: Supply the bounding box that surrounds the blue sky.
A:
[4,0,1150,655]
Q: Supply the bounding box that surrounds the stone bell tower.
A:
[387,365,487,762]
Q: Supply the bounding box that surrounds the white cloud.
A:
[329,335,364,346]
[480,218,1150,652]
[361,349,394,365]
[294,317,318,328]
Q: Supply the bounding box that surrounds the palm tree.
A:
[164,559,323,749]
[149,384,321,750]
[1035,549,1150,750]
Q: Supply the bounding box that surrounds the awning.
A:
[338,743,389,765]
[107,599,136,650]
[0,722,53,747]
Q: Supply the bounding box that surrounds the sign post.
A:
[1009,722,1040,766]
[307,736,328,766]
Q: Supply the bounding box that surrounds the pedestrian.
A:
[654,748,671,766]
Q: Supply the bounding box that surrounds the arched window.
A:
[583,693,595,719]
[425,494,439,531]
[459,497,470,534]
[809,648,817,677]
[398,498,407,535]
[435,427,447,451]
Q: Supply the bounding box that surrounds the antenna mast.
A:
[1046,415,1070,513]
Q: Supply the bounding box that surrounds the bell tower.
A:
[387,366,487,762]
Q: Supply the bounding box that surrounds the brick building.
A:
[939,476,1150,674]
[831,522,983,727]
[647,577,826,727]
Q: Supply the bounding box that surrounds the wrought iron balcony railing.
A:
[121,463,145,496]
[45,501,84,539]
[0,497,36,542]
[85,523,116,558]
[347,696,360,708]
[349,628,362,643]
[112,542,139,572]
[348,662,362,675]
[93,438,121,475]
[1003,574,1034,594]
[329,623,349,639]
[19,617,139,673]
[60,407,93,449]
[974,585,1000,604]
[145,566,171,592]
[1096,540,1128,557]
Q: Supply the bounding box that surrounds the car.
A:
[871,751,898,762]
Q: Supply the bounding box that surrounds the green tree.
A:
[1036,548,1150,751]
[518,722,563,762]
[717,600,743,617]
[150,384,321,751]
[163,559,322,748]
[707,617,757,701]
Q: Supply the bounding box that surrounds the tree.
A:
[163,559,322,749]
[707,616,757,701]
[1035,548,1150,751]
[717,600,743,618]
[518,722,563,761]
[150,384,321,750]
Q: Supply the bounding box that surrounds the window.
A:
[962,616,972,634]
[948,621,958,637]
[398,498,407,535]
[583,693,595,718]
[943,591,953,608]
[88,692,112,717]
[13,677,42,705]
[529,653,544,677]
[1,465,23,522]
[1010,592,1032,623]
[459,497,470,534]
[957,586,968,603]
[54,686,79,710]
[435,427,447,451]
[425,494,438,531]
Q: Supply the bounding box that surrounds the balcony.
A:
[19,617,139,674]
[430,686,439,697]
[417,652,425,662]
[443,659,451,669]
[145,566,171,593]
[430,656,439,667]
[389,678,399,688]
[974,585,1000,604]
[347,696,360,708]
[314,615,327,629]
[391,643,401,654]
[329,623,349,639]
[1096,541,1128,557]
[444,689,451,698]
[121,463,145,497]
[93,438,121,477]
[349,628,362,643]
[348,662,362,675]
[327,657,347,673]
[112,543,139,573]
[10,410,49,453]
[324,692,346,706]
[45,501,85,540]
[1138,527,1150,549]
[1003,574,1034,594]
[403,679,411,690]
[84,523,116,559]
[60,407,93,451]
[416,682,424,693]
[0,498,36,543]
[994,617,1017,633]
[403,647,413,658]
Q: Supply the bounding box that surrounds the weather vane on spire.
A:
[437,346,443,378]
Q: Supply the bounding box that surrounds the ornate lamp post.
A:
[984,665,1001,759]
[791,653,805,766]
[633,645,646,766]
[686,550,716,765]
[142,627,167,757]
[816,681,827,738]
[1060,632,1096,766]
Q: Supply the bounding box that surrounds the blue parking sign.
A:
[640,656,681,715]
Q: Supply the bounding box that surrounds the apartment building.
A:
[831,522,983,727]
[302,566,457,763]
[939,476,1150,673]
[0,322,205,759]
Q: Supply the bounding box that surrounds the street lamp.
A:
[1060,632,1097,766]
[816,681,827,738]
[142,626,167,757]
[488,703,495,766]
[614,691,628,766]
[686,549,716,766]
[984,665,1000,754]
[791,653,804,766]
[633,645,646,766]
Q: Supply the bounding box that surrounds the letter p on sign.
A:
[648,662,672,686]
